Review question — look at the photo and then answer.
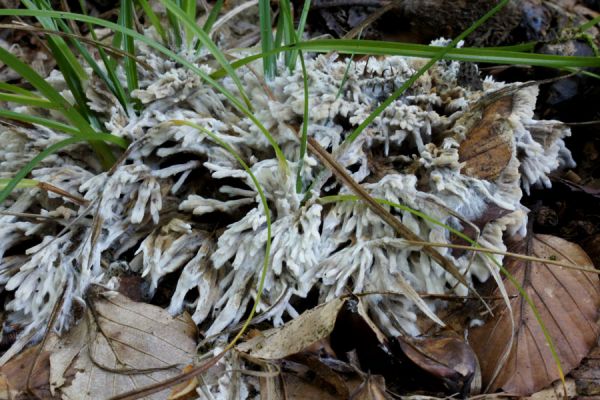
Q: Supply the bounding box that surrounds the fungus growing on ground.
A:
[0,35,573,395]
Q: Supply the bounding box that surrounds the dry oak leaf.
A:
[47,290,197,400]
[458,93,515,181]
[469,234,600,396]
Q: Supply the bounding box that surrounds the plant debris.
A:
[470,234,600,395]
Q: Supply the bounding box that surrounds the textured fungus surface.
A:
[0,34,574,394]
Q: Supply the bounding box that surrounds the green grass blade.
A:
[76,0,130,113]
[0,126,125,205]
[0,93,57,109]
[274,0,309,191]
[166,5,183,48]
[43,39,102,128]
[0,110,128,148]
[121,0,139,96]
[160,0,253,110]
[295,52,309,193]
[0,45,89,128]
[579,15,600,32]
[0,178,39,190]
[135,0,168,42]
[0,44,116,168]
[0,110,89,135]
[273,11,285,52]
[0,137,79,205]
[201,0,223,33]
[22,0,101,125]
[288,0,311,68]
[336,30,362,100]
[22,0,87,80]
[112,6,125,53]
[0,82,43,96]
[279,0,296,69]
[259,0,275,78]
[182,0,196,46]
[194,0,224,51]
[213,41,600,80]
[294,39,600,68]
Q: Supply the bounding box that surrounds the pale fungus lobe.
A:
[0,34,574,366]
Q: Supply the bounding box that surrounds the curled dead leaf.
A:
[237,297,347,360]
[470,234,600,395]
[0,339,61,399]
[349,374,389,400]
[397,333,479,396]
[458,95,514,180]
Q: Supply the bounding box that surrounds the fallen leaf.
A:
[470,234,600,395]
[397,332,479,396]
[237,297,347,359]
[168,365,199,400]
[282,373,345,400]
[0,338,60,400]
[458,95,515,180]
[288,352,350,398]
[526,378,577,400]
[349,374,389,400]
[569,340,600,397]
[48,289,197,400]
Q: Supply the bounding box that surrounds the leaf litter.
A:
[0,0,599,398]
[470,234,600,395]
[0,288,197,400]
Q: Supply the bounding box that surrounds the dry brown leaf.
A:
[237,297,347,360]
[526,378,577,400]
[0,337,61,400]
[470,234,600,395]
[349,374,389,400]
[282,373,345,400]
[48,289,197,400]
[458,95,514,180]
[397,333,479,396]
[167,365,199,400]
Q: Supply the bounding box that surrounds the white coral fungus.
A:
[0,36,573,363]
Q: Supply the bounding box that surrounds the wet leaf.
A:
[458,95,514,180]
[48,289,197,400]
[397,333,479,396]
[470,234,600,395]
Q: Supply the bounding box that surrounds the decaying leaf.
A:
[526,378,577,400]
[47,289,197,400]
[349,374,389,400]
[458,94,515,180]
[238,297,385,398]
[237,297,347,360]
[0,337,61,399]
[470,234,600,395]
[397,332,479,396]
